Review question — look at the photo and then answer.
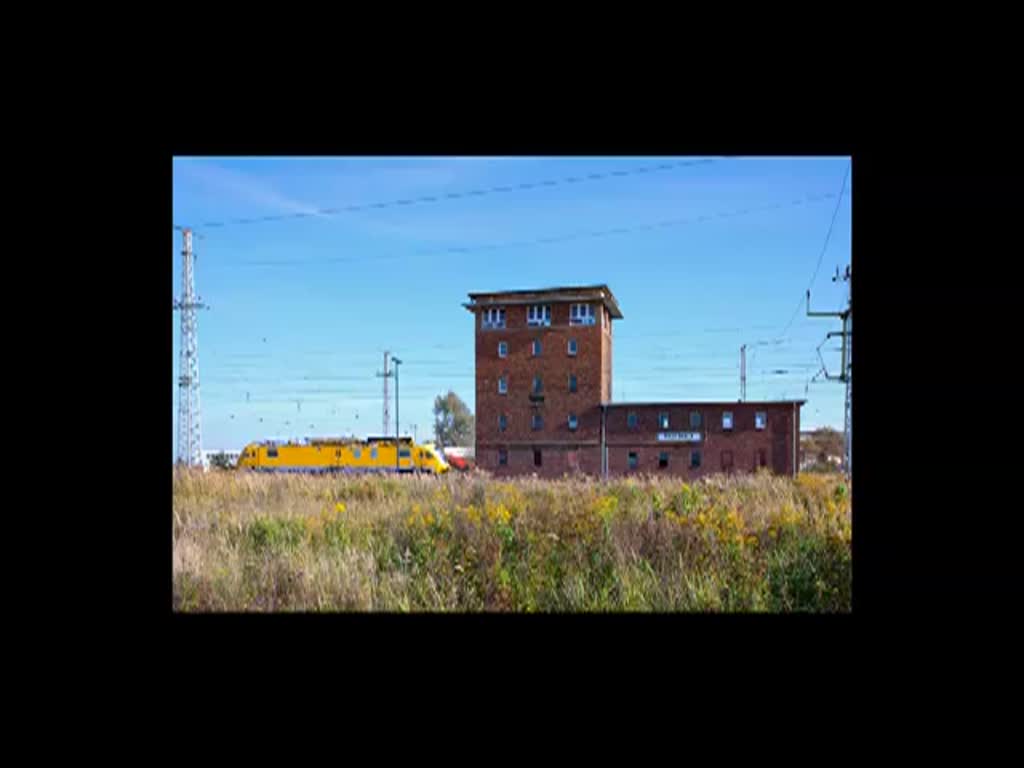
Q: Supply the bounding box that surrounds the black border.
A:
[127,106,999,664]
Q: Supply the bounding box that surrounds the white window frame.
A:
[755,411,767,430]
[482,307,506,329]
[527,304,551,327]
[498,376,507,394]
[568,413,578,431]
[570,303,596,326]
[498,341,508,358]
[568,339,577,356]
[723,411,734,431]
[659,412,670,429]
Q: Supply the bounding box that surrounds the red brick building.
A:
[464,285,803,479]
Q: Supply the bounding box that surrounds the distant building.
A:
[465,284,804,478]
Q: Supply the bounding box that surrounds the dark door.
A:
[771,413,788,475]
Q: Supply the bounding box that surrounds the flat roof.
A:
[603,400,806,407]
[465,284,623,319]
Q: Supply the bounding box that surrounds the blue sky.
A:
[173,156,852,451]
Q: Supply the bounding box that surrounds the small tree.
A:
[433,390,474,449]
[209,452,233,470]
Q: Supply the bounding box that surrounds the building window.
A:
[499,414,507,431]
[567,450,579,470]
[755,411,767,430]
[482,308,505,329]
[659,412,670,429]
[534,449,543,467]
[498,448,508,466]
[498,376,507,394]
[690,450,701,469]
[532,339,542,357]
[568,413,578,431]
[722,411,733,431]
[628,451,638,470]
[627,411,638,429]
[527,304,551,326]
[690,411,702,429]
[570,303,596,325]
[568,374,577,393]
[498,341,508,358]
[268,447,278,458]
[759,449,767,468]
[533,375,543,394]
[659,452,669,469]
[532,413,543,431]
[568,339,578,356]
[721,450,734,471]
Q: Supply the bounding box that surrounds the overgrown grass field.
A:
[173,470,851,612]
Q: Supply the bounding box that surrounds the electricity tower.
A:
[376,351,392,436]
[807,264,852,475]
[174,228,207,466]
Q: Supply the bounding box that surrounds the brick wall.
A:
[474,301,607,473]
[604,402,799,478]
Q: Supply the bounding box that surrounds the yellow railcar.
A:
[236,436,450,475]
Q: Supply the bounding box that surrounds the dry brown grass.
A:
[172,469,851,612]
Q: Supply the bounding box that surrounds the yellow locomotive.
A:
[236,436,450,475]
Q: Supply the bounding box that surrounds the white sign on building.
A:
[656,432,702,443]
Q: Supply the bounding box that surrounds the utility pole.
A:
[376,351,392,436]
[393,357,403,473]
[807,264,852,475]
[740,344,747,402]
[173,228,207,467]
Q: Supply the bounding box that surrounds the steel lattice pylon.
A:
[174,228,206,466]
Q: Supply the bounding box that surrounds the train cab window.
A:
[268,447,278,458]
[399,449,411,458]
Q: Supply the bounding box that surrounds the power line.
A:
[235,190,840,268]
[174,157,726,232]
[780,160,851,338]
